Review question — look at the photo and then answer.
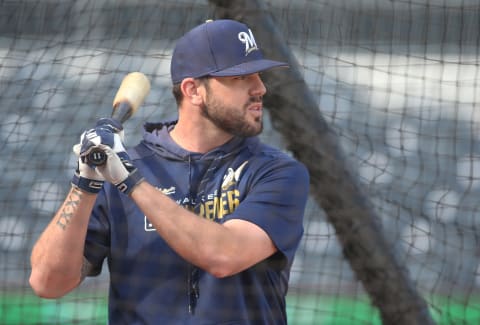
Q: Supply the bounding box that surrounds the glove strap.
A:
[116,169,145,195]
[71,173,104,194]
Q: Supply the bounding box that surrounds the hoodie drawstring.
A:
[187,154,226,315]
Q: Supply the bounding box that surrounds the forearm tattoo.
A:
[56,187,83,230]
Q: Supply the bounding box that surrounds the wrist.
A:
[116,169,145,196]
[71,172,104,194]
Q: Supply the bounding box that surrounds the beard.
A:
[200,91,263,138]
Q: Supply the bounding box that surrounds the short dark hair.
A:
[172,83,182,106]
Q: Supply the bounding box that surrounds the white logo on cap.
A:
[238,29,259,56]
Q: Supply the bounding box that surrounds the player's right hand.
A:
[78,118,125,165]
[95,145,145,196]
[70,118,124,193]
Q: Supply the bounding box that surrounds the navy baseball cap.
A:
[170,19,288,84]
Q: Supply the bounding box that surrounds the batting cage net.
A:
[1,0,479,324]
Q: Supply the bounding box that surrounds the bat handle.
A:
[111,101,133,123]
[84,102,133,166]
[85,148,108,166]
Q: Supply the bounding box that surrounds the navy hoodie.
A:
[84,121,309,324]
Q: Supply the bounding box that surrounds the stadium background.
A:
[1,0,480,324]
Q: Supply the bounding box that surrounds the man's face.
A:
[199,73,267,137]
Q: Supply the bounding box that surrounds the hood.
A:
[141,121,258,162]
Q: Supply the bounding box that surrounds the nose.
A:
[249,73,267,97]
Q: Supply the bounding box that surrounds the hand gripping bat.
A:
[86,72,151,166]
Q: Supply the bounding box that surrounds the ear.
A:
[180,78,204,106]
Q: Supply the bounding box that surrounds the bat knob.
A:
[86,148,107,166]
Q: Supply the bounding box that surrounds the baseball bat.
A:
[86,72,151,165]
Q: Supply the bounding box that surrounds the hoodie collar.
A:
[142,121,258,161]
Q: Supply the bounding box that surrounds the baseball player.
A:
[30,19,309,324]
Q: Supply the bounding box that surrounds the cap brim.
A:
[209,59,289,77]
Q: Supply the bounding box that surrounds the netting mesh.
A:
[1,0,480,324]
